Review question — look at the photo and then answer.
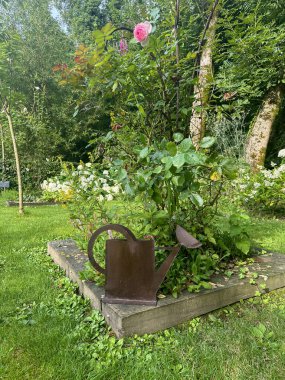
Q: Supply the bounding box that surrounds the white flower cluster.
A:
[235,158,285,208]
[260,164,285,180]
[42,163,122,202]
[278,148,285,158]
[41,179,70,194]
[73,164,122,202]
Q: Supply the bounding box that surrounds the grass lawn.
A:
[1,190,285,380]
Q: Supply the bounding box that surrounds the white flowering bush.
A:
[41,177,72,202]
[235,149,285,211]
[68,163,121,202]
[41,162,122,203]
[63,162,123,244]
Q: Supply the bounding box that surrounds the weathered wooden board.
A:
[48,240,285,338]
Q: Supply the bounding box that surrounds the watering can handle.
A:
[87,224,137,275]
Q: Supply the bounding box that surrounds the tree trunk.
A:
[245,86,283,171]
[3,102,24,214]
[190,2,218,147]
[0,123,5,182]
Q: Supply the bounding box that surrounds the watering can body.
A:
[105,238,157,305]
[88,224,180,305]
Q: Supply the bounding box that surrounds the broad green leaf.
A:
[190,193,204,207]
[166,142,177,156]
[172,175,186,187]
[172,153,185,168]
[179,138,193,153]
[235,239,250,255]
[139,147,149,159]
[184,152,204,165]
[117,168,127,181]
[173,133,184,142]
[153,166,162,174]
[161,156,173,170]
[200,136,216,149]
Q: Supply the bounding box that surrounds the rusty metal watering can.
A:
[88,224,201,306]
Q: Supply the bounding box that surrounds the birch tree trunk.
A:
[190,3,218,147]
[245,86,283,171]
[3,102,24,214]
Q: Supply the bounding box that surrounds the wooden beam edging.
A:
[47,240,285,338]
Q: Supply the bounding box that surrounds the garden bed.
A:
[6,200,62,207]
[48,239,285,338]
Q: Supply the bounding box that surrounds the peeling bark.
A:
[3,101,24,214]
[245,86,283,171]
[190,1,219,147]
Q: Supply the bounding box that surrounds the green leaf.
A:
[208,314,218,322]
[184,152,205,165]
[221,158,238,179]
[112,81,118,92]
[201,282,212,290]
[252,327,264,339]
[166,142,177,156]
[173,133,184,142]
[172,176,185,187]
[153,166,162,174]
[139,147,149,159]
[93,30,104,41]
[161,156,173,170]
[191,262,198,275]
[117,168,127,181]
[179,138,193,153]
[172,154,185,168]
[102,22,114,34]
[153,210,169,225]
[200,136,216,149]
[138,105,146,117]
[235,239,250,254]
[190,193,203,207]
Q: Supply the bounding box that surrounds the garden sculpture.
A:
[88,224,202,306]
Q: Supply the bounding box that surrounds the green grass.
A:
[249,216,285,252]
[1,190,285,380]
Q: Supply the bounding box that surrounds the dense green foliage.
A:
[1,0,285,191]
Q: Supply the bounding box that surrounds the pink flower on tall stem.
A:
[133,21,152,45]
[119,38,128,54]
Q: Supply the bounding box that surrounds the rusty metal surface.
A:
[176,225,202,249]
[88,224,201,306]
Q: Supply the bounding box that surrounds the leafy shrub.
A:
[69,132,250,296]
[1,157,62,194]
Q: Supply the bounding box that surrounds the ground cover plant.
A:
[1,191,285,380]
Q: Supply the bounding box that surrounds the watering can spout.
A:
[153,246,180,291]
[153,225,202,291]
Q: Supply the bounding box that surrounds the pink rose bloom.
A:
[119,38,128,54]
[133,21,152,43]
